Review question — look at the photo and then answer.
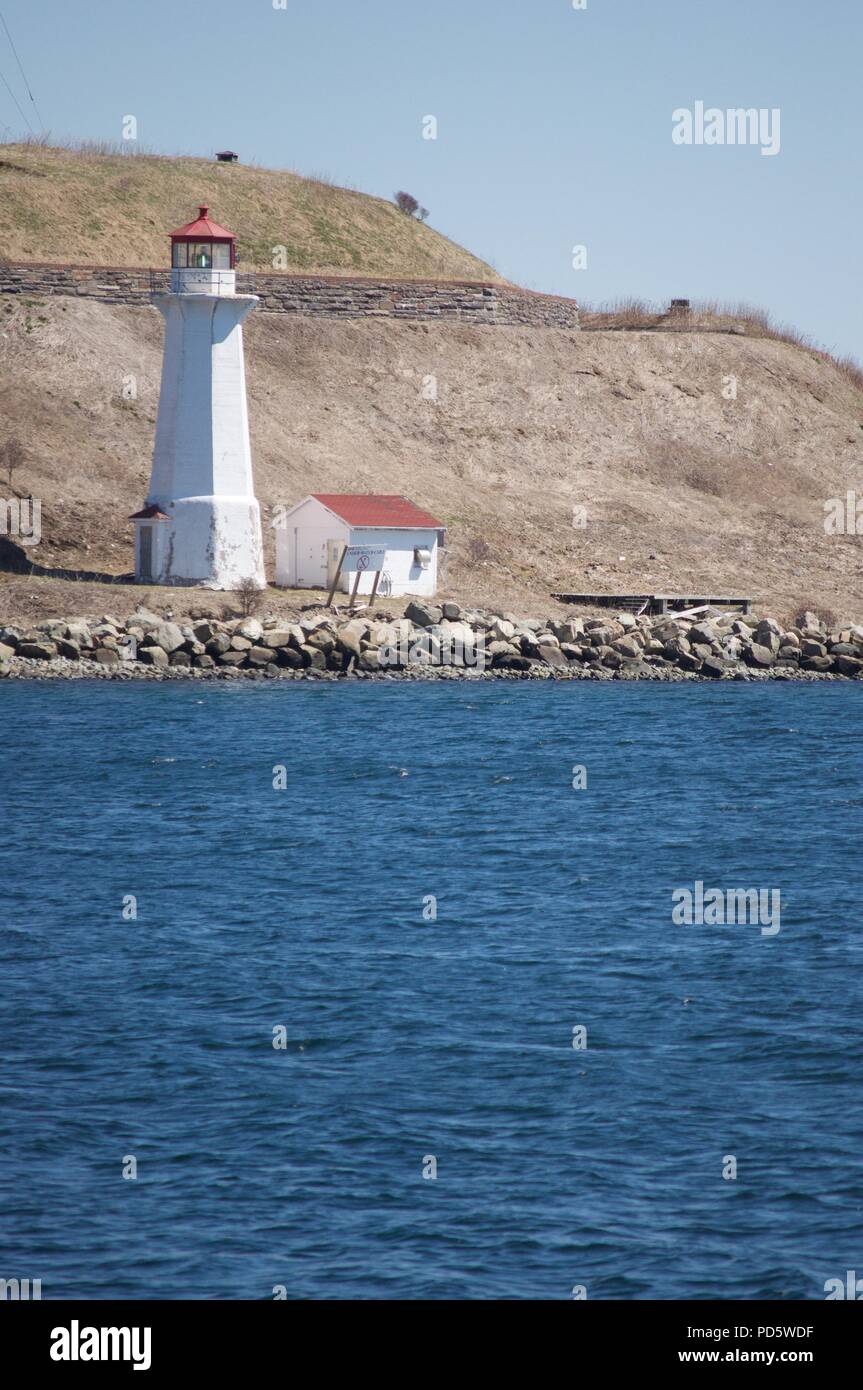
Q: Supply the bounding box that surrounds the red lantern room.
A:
[169,205,237,269]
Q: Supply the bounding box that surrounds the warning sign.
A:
[341,544,387,573]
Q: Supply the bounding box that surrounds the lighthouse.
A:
[131,206,265,589]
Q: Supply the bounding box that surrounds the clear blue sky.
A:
[1,0,860,359]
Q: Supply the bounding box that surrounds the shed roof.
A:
[311,494,444,529]
[129,504,172,521]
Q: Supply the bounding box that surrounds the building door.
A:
[297,533,332,588]
[139,526,153,579]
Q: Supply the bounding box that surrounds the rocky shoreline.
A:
[0,600,860,683]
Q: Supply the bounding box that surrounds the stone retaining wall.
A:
[0,261,580,328]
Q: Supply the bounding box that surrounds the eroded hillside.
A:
[0,293,861,621]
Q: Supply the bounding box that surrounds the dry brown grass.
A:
[2,296,863,625]
[0,141,502,280]
[578,297,863,390]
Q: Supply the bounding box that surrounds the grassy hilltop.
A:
[0,142,501,279]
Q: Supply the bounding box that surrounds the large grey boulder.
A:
[599,647,623,669]
[549,618,584,643]
[246,646,278,666]
[301,645,327,669]
[404,600,442,628]
[66,622,93,648]
[265,627,302,649]
[745,643,776,668]
[701,656,727,678]
[237,617,264,642]
[754,621,781,653]
[676,650,703,671]
[305,626,337,653]
[37,620,69,640]
[493,653,532,671]
[0,641,16,662]
[488,640,520,661]
[800,611,824,632]
[149,622,185,654]
[538,644,568,669]
[613,634,642,659]
[132,608,162,631]
[17,641,57,660]
[689,621,720,646]
[691,643,717,662]
[337,619,369,658]
[138,646,168,668]
[801,639,827,658]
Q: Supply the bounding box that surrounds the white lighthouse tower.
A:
[131,206,265,589]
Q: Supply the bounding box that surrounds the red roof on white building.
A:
[169,205,236,241]
[312,494,444,529]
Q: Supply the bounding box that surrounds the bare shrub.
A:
[394,191,419,217]
[464,535,493,567]
[235,576,264,617]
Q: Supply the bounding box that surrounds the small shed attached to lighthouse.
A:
[274,494,445,598]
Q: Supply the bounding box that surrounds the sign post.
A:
[326,544,348,608]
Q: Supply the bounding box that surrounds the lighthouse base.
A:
[134,496,266,590]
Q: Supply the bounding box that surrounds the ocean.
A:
[1,678,861,1299]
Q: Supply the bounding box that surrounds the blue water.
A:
[1,679,862,1300]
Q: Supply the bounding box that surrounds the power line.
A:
[0,9,45,133]
[0,59,34,136]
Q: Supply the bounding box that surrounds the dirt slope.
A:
[0,293,861,623]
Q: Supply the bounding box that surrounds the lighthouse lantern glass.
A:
[171,241,232,269]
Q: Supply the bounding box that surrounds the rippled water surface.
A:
[1,679,861,1299]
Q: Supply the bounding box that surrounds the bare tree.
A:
[394,191,419,216]
[418,207,430,222]
[1,437,26,491]
[235,576,264,618]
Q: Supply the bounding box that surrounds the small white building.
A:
[274,494,445,598]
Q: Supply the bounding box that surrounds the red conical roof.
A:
[169,205,236,240]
